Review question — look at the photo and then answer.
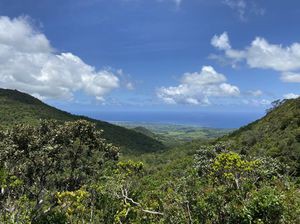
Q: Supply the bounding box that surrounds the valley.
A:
[114,121,233,146]
[1,89,300,223]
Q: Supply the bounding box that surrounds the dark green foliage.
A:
[0,88,165,153]
[0,120,118,222]
[132,126,157,139]
[33,211,67,224]
[222,97,300,175]
[246,186,284,224]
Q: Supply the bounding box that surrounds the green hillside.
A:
[0,88,165,153]
[132,126,157,139]
[1,90,300,223]
[222,98,300,174]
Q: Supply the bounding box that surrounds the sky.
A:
[0,0,300,115]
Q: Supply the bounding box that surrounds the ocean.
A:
[80,111,264,129]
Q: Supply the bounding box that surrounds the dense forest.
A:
[1,89,300,223]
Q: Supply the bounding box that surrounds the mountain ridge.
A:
[221,97,300,174]
[0,88,165,153]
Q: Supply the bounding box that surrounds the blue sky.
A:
[0,0,300,114]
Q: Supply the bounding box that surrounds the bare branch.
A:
[120,187,163,216]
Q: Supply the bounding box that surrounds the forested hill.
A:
[223,98,300,173]
[0,88,165,153]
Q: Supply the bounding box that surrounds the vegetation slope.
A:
[0,93,300,223]
[0,88,165,153]
[222,98,300,174]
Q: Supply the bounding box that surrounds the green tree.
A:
[0,120,119,222]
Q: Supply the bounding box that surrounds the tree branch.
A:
[121,188,163,216]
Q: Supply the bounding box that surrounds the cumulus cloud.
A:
[0,16,120,100]
[246,38,300,72]
[211,32,231,50]
[211,32,300,83]
[157,66,240,105]
[210,32,245,67]
[283,93,300,99]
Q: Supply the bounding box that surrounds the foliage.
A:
[0,88,165,153]
[222,97,300,175]
[210,151,259,189]
[0,89,300,223]
[0,120,118,222]
[192,144,299,224]
[56,189,90,222]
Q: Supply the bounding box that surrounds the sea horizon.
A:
[78,111,265,129]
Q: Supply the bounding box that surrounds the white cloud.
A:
[210,32,245,67]
[0,16,120,100]
[280,72,300,83]
[283,93,300,99]
[157,66,240,105]
[222,0,265,21]
[246,38,300,72]
[211,32,231,50]
[211,32,300,83]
